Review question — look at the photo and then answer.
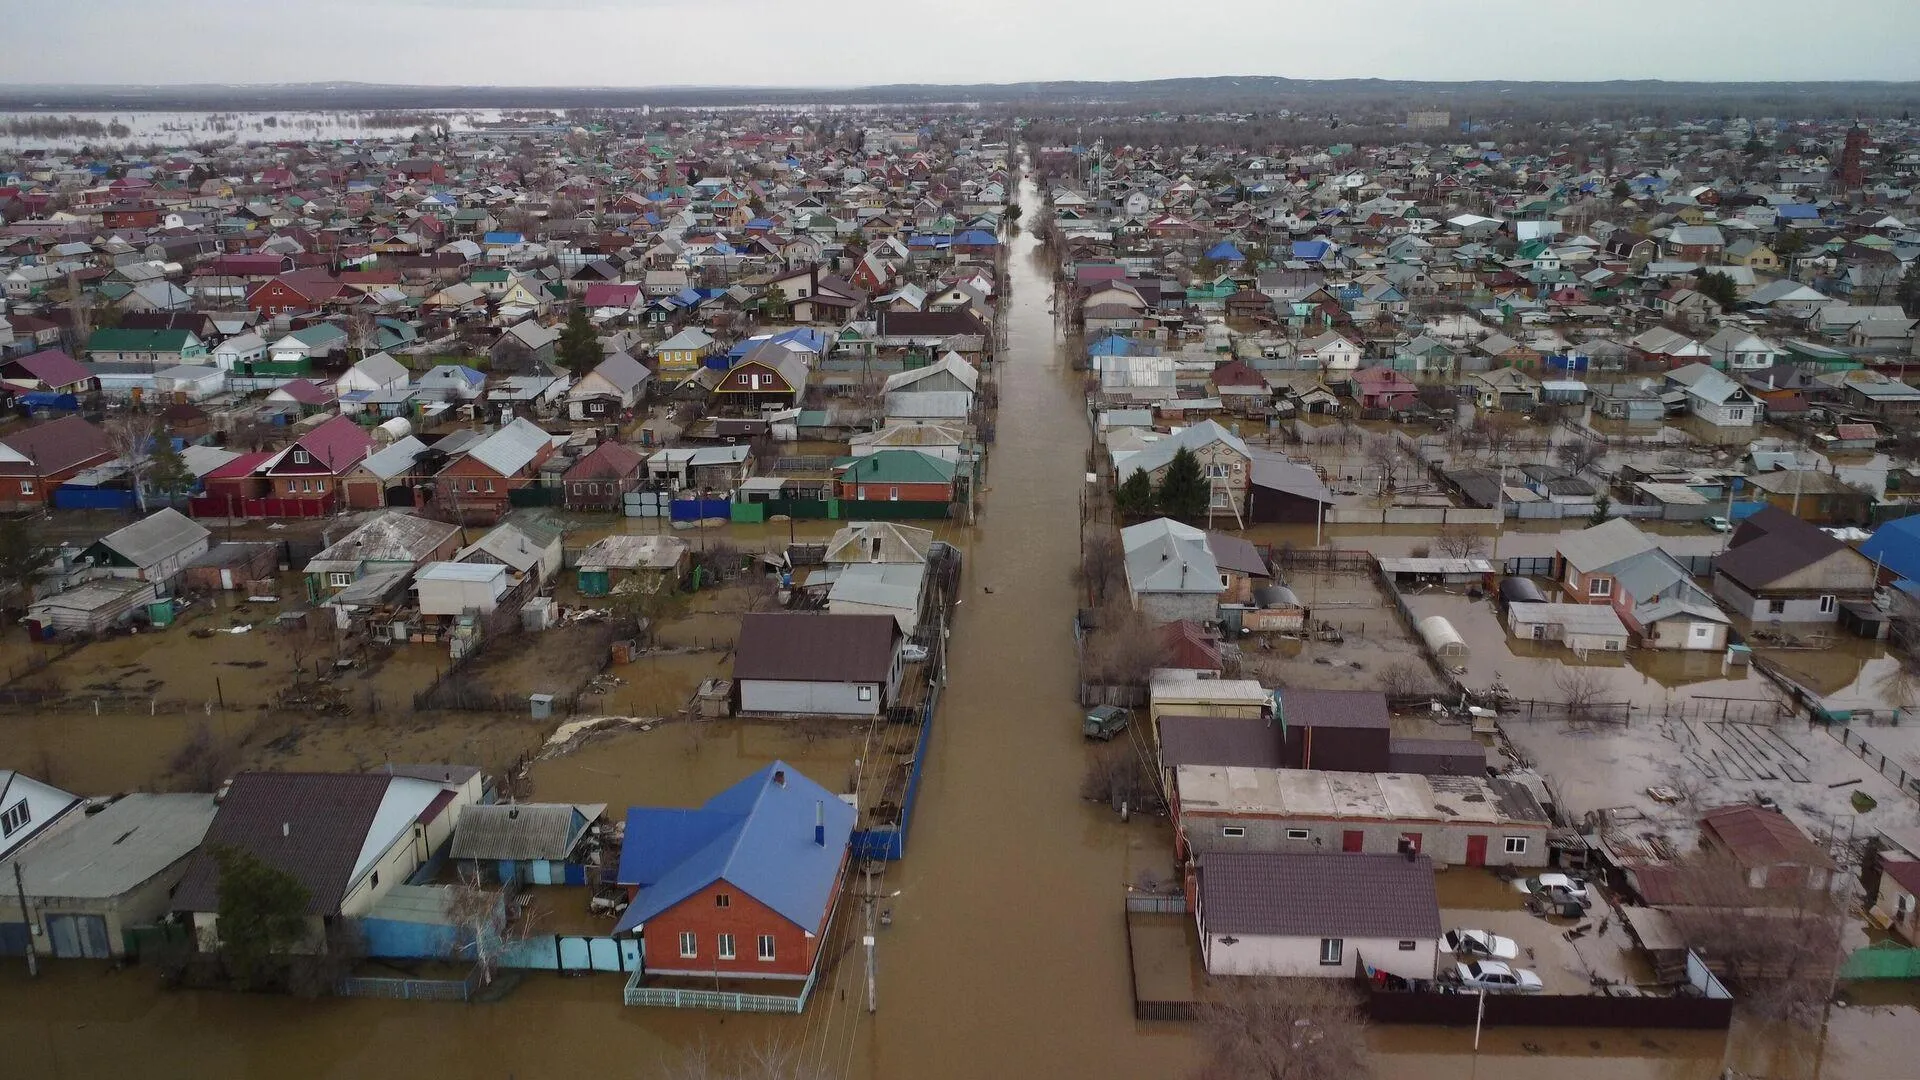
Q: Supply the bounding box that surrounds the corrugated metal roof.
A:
[467,418,555,477]
[94,508,208,569]
[3,794,216,898]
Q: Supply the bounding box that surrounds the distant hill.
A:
[0,76,1916,115]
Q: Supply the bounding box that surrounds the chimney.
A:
[282,822,290,839]
[814,801,826,847]
[773,768,786,787]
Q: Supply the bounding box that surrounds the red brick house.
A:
[247,272,349,317]
[614,762,855,989]
[190,417,373,518]
[433,418,559,522]
[563,441,647,512]
[0,415,113,509]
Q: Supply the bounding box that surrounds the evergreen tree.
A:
[1115,468,1154,518]
[1155,447,1210,521]
[213,846,311,987]
[1695,271,1739,309]
[554,304,602,374]
[1898,260,1920,318]
[146,435,195,505]
[1588,493,1613,527]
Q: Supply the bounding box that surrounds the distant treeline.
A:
[4,115,133,138]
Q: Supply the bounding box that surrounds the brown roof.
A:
[0,415,112,476]
[173,772,394,916]
[1196,851,1442,940]
[1883,860,1920,896]
[1277,688,1390,730]
[1206,532,1270,578]
[1716,506,1852,590]
[562,441,646,482]
[1699,804,1835,871]
[733,612,899,684]
[1158,714,1284,771]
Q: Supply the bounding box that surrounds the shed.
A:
[414,561,511,616]
[1497,576,1547,611]
[1505,602,1630,654]
[79,507,211,589]
[1417,615,1469,663]
[27,579,159,635]
[575,535,690,596]
[448,802,607,886]
[183,541,282,592]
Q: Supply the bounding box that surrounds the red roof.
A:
[1159,620,1224,672]
[584,283,643,308]
[0,415,112,475]
[1884,860,1920,896]
[1699,804,1834,871]
[563,440,646,481]
[290,415,375,473]
[5,348,92,389]
[204,451,275,480]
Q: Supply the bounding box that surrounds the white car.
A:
[1455,959,1544,993]
[1443,928,1520,961]
[901,643,930,663]
[1512,873,1590,906]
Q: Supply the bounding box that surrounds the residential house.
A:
[1246,453,1334,525]
[335,352,411,396]
[303,511,462,597]
[1352,366,1420,412]
[715,344,810,414]
[1712,507,1876,623]
[654,328,717,375]
[267,324,348,369]
[612,762,855,987]
[434,418,559,521]
[447,802,608,887]
[2,348,95,395]
[1589,381,1669,422]
[490,320,562,375]
[646,445,753,492]
[1698,804,1838,892]
[1192,851,1442,981]
[172,769,481,956]
[0,771,85,863]
[454,514,566,585]
[0,416,114,509]
[413,561,512,617]
[1824,369,1920,419]
[1667,224,1726,262]
[562,441,648,511]
[733,612,903,717]
[0,792,217,959]
[1122,518,1224,625]
[823,522,934,566]
[1655,287,1720,330]
[837,450,958,505]
[78,508,211,590]
[882,351,977,421]
[1743,468,1870,525]
[1554,518,1730,650]
[1667,364,1758,427]
[1701,328,1782,373]
[566,353,651,421]
[85,328,208,366]
[1459,366,1540,411]
[1298,331,1363,375]
[1869,860,1920,943]
[1111,419,1253,519]
[257,415,376,512]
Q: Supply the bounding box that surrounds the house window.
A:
[1319,938,1344,966]
[1221,826,1246,838]
[467,480,478,492]
[758,934,776,961]
[1206,463,1227,478]
[1504,836,1528,855]
[679,931,697,958]
[371,871,380,888]
[1398,940,1417,951]
[328,572,352,588]
[293,450,310,464]
[485,480,495,493]
[1588,577,1612,598]
[1819,595,1837,615]
[1,799,29,837]
[857,686,874,702]
[1728,409,1747,422]
[888,487,899,501]
[17,481,31,496]
[717,933,736,960]
[287,480,298,493]
[1768,600,1787,615]
[715,893,730,909]
[1285,828,1311,841]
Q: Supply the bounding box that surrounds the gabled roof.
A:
[613,761,855,935]
[5,348,92,388]
[349,351,409,387]
[1557,517,1660,574]
[357,436,428,481]
[824,521,934,565]
[448,803,604,862]
[1716,505,1858,590]
[306,511,460,570]
[288,415,374,471]
[0,415,111,475]
[1122,517,1221,596]
[882,351,977,394]
[839,449,956,485]
[1699,804,1835,871]
[1114,419,1250,482]
[578,352,650,396]
[561,439,646,482]
[90,508,209,569]
[464,417,554,477]
[172,772,395,915]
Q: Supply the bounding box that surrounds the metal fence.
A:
[1124,892,1188,915]
[623,966,814,1012]
[1841,943,1920,979]
[336,967,481,1002]
[1828,723,1920,803]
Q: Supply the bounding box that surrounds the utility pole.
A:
[862,865,877,1014]
[13,862,37,977]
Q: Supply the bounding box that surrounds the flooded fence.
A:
[1325,506,1503,526]
[1359,949,1733,1030]
[336,965,483,1003]
[1841,942,1920,979]
[623,966,815,1012]
[1826,723,1920,803]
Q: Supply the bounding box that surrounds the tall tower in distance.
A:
[1839,124,1869,192]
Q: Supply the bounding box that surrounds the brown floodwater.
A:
[2,169,1911,1080]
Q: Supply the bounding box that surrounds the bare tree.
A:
[102,408,160,513]
[1379,661,1440,700]
[1431,525,1490,560]
[1363,434,1406,498]
[1080,523,1125,605]
[1554,437,1606,476]
[1553,667,1607,722]
[1081,604,1174,688]
[1192,977,1374,1080]
[444,863,538,987]
[169,720,240,792]
[1080,740,1153,809]
[1661,848,1847,1025]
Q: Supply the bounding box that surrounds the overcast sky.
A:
[5,0,1919,87]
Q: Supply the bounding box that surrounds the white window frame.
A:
[1503,836,1528,855]
[293,450,310,464]
[857,685,874,702]
[757,934,776,961]
[1,799,28,836]
[1819,594,1837,615]
[17,480,31,496]
[1285,828,1311,841]
[328,572,352,588]
[1319,938,1344,966]
[679,931,697,959]
[1221,826,1246,838]
[717,933,735,961]
[1587,577,1612,598]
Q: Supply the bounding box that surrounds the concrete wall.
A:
[1201,929,1438,981]
[1326,507,1504,526]
[1182,813,1548,868]
[1713,574,1842,624]
[1136,591,1218,626]
[741,678,884,717]
[1643,617,1729,651]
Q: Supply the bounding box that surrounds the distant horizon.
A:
[4,75,1920,91]
[5,1,1919,87]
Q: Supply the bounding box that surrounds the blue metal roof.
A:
[1089,335,1135,356]
[952,229,999,247]
[1204,241,1245,262]
[1861,517,1920,583]
[1292,240,1330,260]
[613,761,854,935]
[482,231,523,245]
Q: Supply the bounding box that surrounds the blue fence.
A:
[502,934,639,972]
[853,685,941,861]
[53,487,138,511]
[669,497,733,522]
[1730,500,1769,522]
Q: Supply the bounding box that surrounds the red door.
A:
[1341,830,1365,853]
[1465,835,1488,867]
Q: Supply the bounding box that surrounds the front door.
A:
[1341,830,1364,853]
[1465,835,1488,867]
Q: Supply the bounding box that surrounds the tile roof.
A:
[173,772,394,915]
[1196,851,1442,940]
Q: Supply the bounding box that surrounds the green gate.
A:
[1841,942,1920,979]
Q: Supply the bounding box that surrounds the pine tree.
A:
[1115,468,1154,518]
[554,304,602,374]
[1155,447,1210,521]
[1696,271,1739,309]
[1898,260,1920,318]
[146,435,195,505]
[213,845,311,987]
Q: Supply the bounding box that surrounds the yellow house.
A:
[654,327,717,373]
[1726,241,1780,272]
[497,277,549,313]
